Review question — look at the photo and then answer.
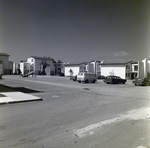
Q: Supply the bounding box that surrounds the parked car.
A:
[132,77,150,86]
[103,75,127,84]
[97,75,105,79]
[70,75,77,81]
[77,72,97,83]
[59,73,64,76]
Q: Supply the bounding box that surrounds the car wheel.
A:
[85,80,89,83]
[135,83,137,86]
[78,81,81,83]
[92,79,95,83]
[106,82,109,84]
[123,82,125,84]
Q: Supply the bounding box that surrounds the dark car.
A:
[59,73,64,76]
[97,75,105,79]
[132,77,150,86]
[70,75,77,81]
[103,75,127,84]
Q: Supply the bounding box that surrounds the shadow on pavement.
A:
[0,84,43,93]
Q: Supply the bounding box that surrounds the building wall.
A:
[64,66,80,76]
[79,63,87,72]
[26,58,55,75]
[125,63,138,79]
[13,63,20,74]
[88,62,95,74]
[147,61,150,75]
[96,62,101,75]
[0,55,9,74]
[34,59,54,75]
[138,59,150,78]
[20,63,24,74]
[101,65,126,79]
[20,62,30,75]
[0,61,3,75]
[138,61,144,78]
[88,61,101,76]
[8,61,13,74]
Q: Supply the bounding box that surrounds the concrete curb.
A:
[0,98,43,105]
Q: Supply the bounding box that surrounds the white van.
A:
[77,72,97,83]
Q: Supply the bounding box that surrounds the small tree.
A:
[40,61,48,75]
[109,70,114,76]
[69,69,73,76]
[53,60,63,75]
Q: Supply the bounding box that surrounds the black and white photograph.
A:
[0,0,150,148]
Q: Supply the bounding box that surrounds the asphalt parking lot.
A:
[0,75,150,148]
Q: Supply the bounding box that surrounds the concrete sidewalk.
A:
[0,92,43,104]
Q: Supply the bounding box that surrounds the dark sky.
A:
[0,0,150,63]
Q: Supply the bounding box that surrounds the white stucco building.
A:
[100,60,135,79]
[20,56,55,75]
[64,62,87,76]
[64,60,102,77]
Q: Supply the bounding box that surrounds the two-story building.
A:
[20,56,55,75]
[100,60,137,79]
[64,60,102,77]
[125,61,138,79]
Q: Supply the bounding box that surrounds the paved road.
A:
[0,75,150,148]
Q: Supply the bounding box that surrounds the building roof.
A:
[64,62,88,67]
[30,56,52,60]
[88,60,101,63]
[100,60,134,66]
[0,53,10,56]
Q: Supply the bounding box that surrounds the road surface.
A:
[0,75,150,148]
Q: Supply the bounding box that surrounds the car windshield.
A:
[110,76,116,78]
[78,72,83,76]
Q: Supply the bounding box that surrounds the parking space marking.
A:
[74,107,150,138]
[52,95,59,98]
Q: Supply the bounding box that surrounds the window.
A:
[134,65,138,71]
[78,72,83,76]
[126,65,130,69]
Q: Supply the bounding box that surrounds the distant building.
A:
[20,56,55,75]
[54,60,64,75]
[0,53,13,74]
[64,60,101,77]
[100,60,135,79]
[125,61,138,79]
[64,62,87,76]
